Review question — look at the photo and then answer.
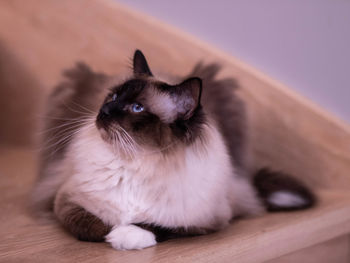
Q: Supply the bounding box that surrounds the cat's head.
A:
[96,50,205,156]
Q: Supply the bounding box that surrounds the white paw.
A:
[105,225,157,250]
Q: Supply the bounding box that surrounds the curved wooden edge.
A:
[100,1,350,190]
[0,0,349,189]
[112,1,350,133]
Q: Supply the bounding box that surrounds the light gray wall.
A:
[119,0,350,123]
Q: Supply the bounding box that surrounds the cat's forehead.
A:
[112,78,147,97]
[110,78,167,100]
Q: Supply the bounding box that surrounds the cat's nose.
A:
[101,104,110,116]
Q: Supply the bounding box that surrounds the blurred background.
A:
[119,0,350,123]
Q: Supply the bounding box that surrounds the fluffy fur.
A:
[32,50,315,250]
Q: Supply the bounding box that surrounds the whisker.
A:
[60,99,95,116]
[41,124,87,146]
[117,125,139,155]
[45,125,95,157]
[110,124,139,159]
[38,118,94,135]
[42,127,83,152]
[41,123,94,154]
[40,118,94,144]
[140,140,179,156]
[70,100,96,114]
[36,114,95,121]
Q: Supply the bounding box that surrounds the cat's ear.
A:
[133,50,153,76]
[173,77,202,120]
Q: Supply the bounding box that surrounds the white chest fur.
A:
[56,124,238,229]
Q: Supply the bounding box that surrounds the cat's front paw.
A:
[105,225,157,250]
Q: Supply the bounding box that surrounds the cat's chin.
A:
[96,126,112,143]
[95,125,140,159]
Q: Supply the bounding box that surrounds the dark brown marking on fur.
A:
[170,106,206,144]
[136,223,215,242]
[188,63,247,171]
[63,206,111,242]
[33,63,108,214]
[55,197,111,242]
[159,77,202,120]
[42,63,107,163]
[96,56,208,150]
[96,79,175,150]
[253,168,316,211]
[133,49,153,76]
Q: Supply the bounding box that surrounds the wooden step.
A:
[0,0,349,262]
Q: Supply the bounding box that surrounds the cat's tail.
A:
[253,168,316,212]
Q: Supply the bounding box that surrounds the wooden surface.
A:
[0,0,350,262]
[268,235,350,263]
[1,147,350,263]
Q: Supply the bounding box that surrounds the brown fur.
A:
[32,63,108,213]
[40,63,107,164]
[55,194,111,242]
[253,168,316,211]
[136,223,216,242]
[189,63,247,172]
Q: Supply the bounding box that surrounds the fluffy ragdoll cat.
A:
[32,50,315,250]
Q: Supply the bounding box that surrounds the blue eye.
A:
[131,103,144,113]
[112,93,117,101]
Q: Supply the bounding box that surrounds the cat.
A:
[32,50,315,250]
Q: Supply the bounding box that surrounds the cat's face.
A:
[96,50,205,156]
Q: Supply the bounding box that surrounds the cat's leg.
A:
[105,225,157,250]
[54,194,111,242]
[55,193,156,249]
[106,222,219,248]
[136,224,216,242]
[106,221,221,248]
